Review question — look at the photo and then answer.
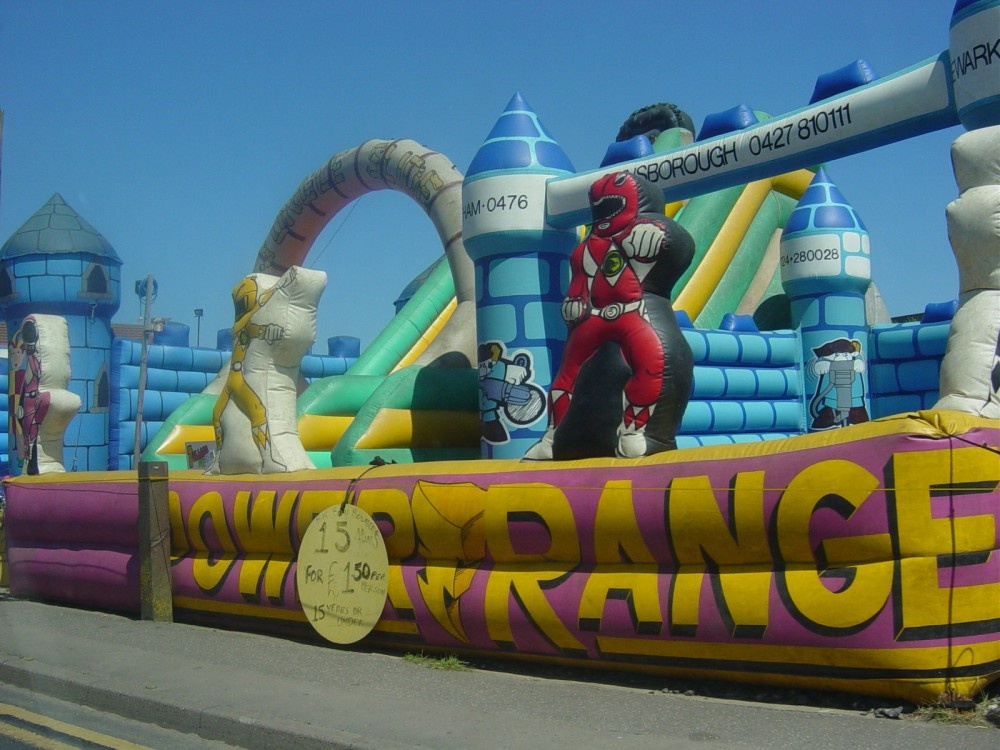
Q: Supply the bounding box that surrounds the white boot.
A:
[616,398,654,458]
[523,426,556,461]
[616,427,648,458]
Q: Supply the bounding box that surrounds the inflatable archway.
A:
[253,139,477,368]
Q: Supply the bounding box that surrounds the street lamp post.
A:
[194,308,203,348]
[134,275,155,466]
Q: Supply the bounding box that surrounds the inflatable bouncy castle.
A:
[2,1,998,705]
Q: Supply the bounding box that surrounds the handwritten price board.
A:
[296,503,389,644]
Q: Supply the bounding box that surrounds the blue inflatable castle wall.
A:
[109,329,230,470]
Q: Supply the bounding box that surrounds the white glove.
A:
[811,358,831,377]
[504,364,529,385]
[622,223,666,260]
[561,296,585,323]
[260,323,285,344]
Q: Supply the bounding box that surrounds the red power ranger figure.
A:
[527,171,686,459]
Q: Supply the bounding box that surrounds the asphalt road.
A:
[0,596,996,750]
[0,683,243,749]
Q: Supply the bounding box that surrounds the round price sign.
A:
[296,503,389,644]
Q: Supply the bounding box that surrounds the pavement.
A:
[0,594,996,750]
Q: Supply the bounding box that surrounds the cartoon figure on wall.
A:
[9,322,49,474]
[807,338,870,429]
[477,342,546,444]
[525,171,695,460]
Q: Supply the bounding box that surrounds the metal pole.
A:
[133,275,154,466]
[194,308,203,348]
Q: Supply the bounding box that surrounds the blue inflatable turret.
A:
[462,93,578,458]
[780,169,873,431]
[0,193,122,471]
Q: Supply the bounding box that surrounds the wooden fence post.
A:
[138,461,173,621]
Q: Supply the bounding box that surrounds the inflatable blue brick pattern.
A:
[110,340,231,470]
[868,319,951,417]
[677,328,804,446]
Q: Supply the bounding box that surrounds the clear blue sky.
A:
[1,1,963,351]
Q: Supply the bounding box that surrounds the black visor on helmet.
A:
[591,194,625,224]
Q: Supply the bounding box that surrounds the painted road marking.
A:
[0,702,153,749]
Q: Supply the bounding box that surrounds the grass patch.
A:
[910,690,998,728]
[403,652,471,671]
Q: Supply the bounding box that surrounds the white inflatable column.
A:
[935,126,1000,417]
